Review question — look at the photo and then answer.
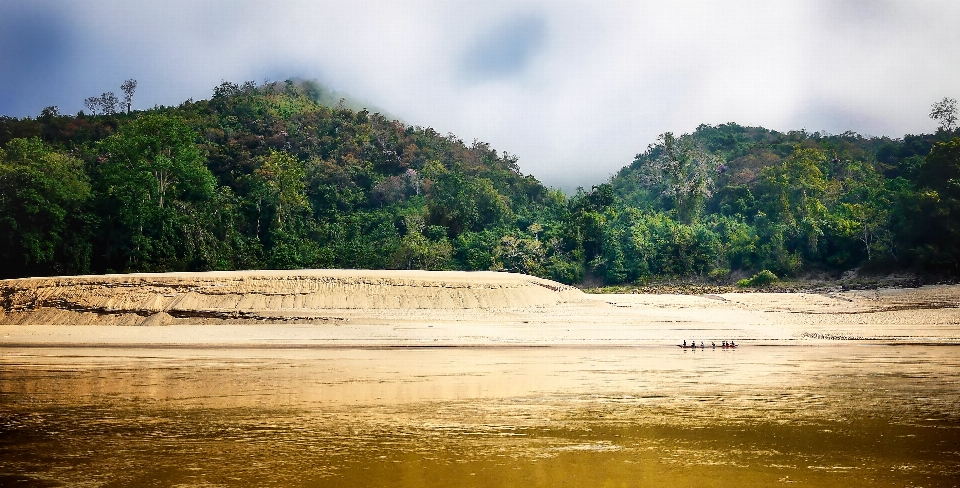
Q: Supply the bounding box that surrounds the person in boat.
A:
[730,340,736,347]
[711,341,716,348]
[722,340,727,347]
[683,340,687,347]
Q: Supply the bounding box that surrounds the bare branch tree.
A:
[99,92,120,115]
[83,97,100,116]
[930,97,958,132]
[121,79,137,114]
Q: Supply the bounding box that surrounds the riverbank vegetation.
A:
[1,80,957,285]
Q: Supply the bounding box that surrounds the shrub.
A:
[708,268,730,281]
[737,269,778,287]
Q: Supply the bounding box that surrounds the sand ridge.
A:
[0,269,583,326]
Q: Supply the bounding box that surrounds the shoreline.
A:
[1,270,958,347]
[584,275,956,295]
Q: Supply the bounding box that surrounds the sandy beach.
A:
[2,270,959,487]
[2,269,959,347]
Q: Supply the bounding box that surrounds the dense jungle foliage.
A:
[1,80,957,284]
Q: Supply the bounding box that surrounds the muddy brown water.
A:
[1,344,958,487]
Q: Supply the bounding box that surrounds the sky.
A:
[1,0,958,190]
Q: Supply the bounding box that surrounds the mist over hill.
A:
[1,80,957,284]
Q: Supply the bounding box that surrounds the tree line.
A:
[0,80,957,284]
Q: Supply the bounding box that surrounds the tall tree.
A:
[0,138,90,276]
[639,132,722,223]
[101,114,212,210]
[98,92,120,115]
[83,92,120,116]
[930,97,958,132]
[121,79,137,114]
[83,96,100,116]
[914,137,960,270]
[425,163,513,236]
[98,114,215,270]
[757,146,829,266]
[252,150,309,231]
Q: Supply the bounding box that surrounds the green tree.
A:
[0,138,91,276]
[392,231,453,270]
[758,146,828,259]
[640,133,722,223]
[453,230,501,271]
[425,164,513,235]
[253,150,310,230]
[913,137,960,269]
[100,114,213,210]
[825,160,895,264]
[492,235,546,276]
[98,114,216,270]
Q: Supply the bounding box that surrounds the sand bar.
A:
[1,270,958,347]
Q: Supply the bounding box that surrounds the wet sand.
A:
[1,272,959,486]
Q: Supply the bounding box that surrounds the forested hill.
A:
[600,123,960,283]
[1,80,958,285]
[0,80,567,281]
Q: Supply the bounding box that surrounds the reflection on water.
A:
[2,345,959,487]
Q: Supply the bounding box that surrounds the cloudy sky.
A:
[1,0,958,190]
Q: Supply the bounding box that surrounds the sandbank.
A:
[1,269,958,347]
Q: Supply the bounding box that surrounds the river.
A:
[2,344,958,487]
